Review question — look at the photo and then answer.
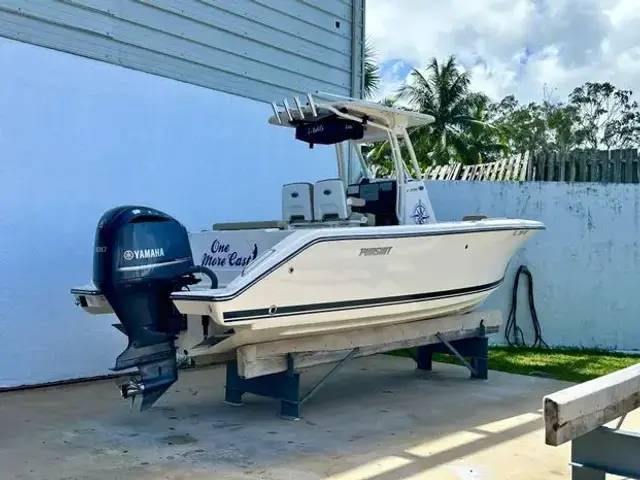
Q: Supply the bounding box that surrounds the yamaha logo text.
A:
[123,248,165,261]
[359,246,393,257]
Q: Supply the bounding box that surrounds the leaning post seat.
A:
[282,182,314,223]
[313,179,348,222]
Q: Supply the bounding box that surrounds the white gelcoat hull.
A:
[177,288,491,356]
[71,219,544,356]
[170,219,544,353]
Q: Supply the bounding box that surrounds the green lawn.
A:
[389,346,640,383]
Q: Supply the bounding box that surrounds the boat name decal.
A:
[123,248,165,261]
[359,246,393,257]
[202,239,259,268]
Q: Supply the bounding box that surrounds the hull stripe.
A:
[222,277,504,322]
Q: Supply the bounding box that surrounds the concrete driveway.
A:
[1,354,631,479]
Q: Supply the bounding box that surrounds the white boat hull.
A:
[169,219,543,353]
[176,287,492,356]
[71,219,544,355]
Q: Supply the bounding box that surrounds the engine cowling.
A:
[92,205,215,409]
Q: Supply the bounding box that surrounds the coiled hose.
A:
[504,265,549,349]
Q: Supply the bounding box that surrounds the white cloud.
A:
[366,0,640,105]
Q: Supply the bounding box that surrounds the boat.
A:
[70,91,545,409]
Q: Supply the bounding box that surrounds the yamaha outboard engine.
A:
[93,205,216,410]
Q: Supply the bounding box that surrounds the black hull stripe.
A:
[222,277,504,322]
[171,225,543,303]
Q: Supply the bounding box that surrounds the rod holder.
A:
[271,102,282,124]
[293,96,305,119]
[282,98,293,122]
[306,93,318,117]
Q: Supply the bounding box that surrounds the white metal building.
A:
[0,0,365,102]
[0,0,365,387]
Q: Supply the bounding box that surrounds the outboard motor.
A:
[93,205,217,410]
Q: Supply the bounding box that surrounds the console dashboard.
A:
[346,179,398,225]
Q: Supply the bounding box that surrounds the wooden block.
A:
[191,352,235,367]
[543,362,640,446]
[237,310,500,379]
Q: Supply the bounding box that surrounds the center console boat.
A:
[71,92,544,409]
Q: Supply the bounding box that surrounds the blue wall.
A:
[0,40,335,387]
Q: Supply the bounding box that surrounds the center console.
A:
[346,179,399,226]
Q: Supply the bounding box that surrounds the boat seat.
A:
[282,182,314,223]
[314,178,348,222]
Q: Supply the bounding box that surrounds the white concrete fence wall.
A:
[427,179,640,352]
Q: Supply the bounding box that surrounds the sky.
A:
[365,0,640,105]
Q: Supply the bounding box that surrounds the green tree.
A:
[363,38,380,99]
[394,56,502,166]
[490,98,550,155]
[546,102,582,153]
[489,91,581,156]
[568,82,640,150]
[455,94,509,163]
[396,56,469,164]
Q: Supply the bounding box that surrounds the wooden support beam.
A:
[236,310,500,379]
[190,352,235,367]
[543,362,640,446]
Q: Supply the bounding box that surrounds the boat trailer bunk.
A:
[189,310,500,420]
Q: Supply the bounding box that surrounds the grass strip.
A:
[388,346,640,383]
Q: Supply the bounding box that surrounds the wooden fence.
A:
[421,148,640,183]
[423,153,529,181]
[528,148,640,183]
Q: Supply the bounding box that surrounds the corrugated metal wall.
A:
[0,0,364,102]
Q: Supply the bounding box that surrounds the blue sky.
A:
[380,59,413,82]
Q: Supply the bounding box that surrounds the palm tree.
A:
[454,94,509,164]
[363,38,381,99]
[360,95,410,177]
[396,55,495,165]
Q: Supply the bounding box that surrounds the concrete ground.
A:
[2,354,638,479]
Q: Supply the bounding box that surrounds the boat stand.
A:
[411,333,488,379]
[224,347,361,420]
[221,310,499,420]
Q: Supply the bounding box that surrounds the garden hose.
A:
[505,265,549,349]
